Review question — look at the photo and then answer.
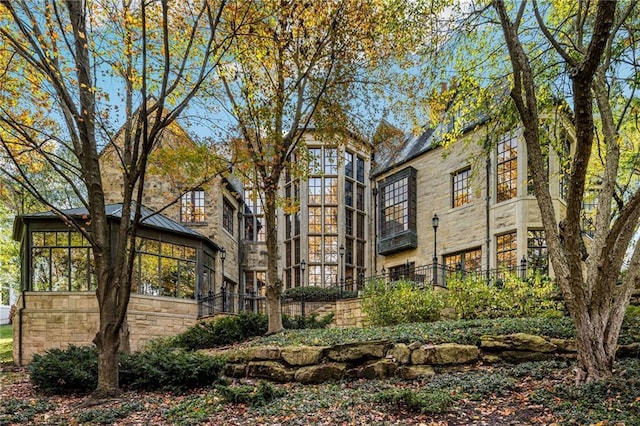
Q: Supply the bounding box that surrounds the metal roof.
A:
[14,203,220,250]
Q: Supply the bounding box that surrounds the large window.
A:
[496,232,517,270]
[444,247,482,272]
[378,167,417,254]
[497,134,518,202]
[527,230,548,274]
[132,238,196,299]
[31,231,94,291]
[223,198,234,235]
[244,189,265,242]
[180,189,205,223]
[452,167,471,208]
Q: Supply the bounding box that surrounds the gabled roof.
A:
[13,203,220,250]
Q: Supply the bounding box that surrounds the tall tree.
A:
[492,0,640,383]
[0,0,236,396]
[216,0,397,333]
[428,0,640,383]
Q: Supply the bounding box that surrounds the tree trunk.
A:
[264,186,284,334]
[92,314,122,397]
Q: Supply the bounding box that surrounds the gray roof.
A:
[14,203,219,249]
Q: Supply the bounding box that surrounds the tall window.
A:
[244,190,265,242]
[497,134,518,202]
[527,230,548,274]
[180,189,205,223]
[222,198,234,235]
[452,167,471,208]
[379,168,416,238]
[496,232,517,270]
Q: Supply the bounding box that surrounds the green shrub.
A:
[446,272,562,320]
[283,312,334,329]
[173,313,268,351]
[283,286,357,301]
[28,345,98,395]
[362,279,445,326]
[375,388,455,414]
[119,347,226,392]
[427,370,515,399]
[164,392,222,425]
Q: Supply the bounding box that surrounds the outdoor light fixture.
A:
[339,244,345,290]
[432,214,439,286]
[220,248,226,261]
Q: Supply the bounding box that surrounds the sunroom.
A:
[11,203,222,365]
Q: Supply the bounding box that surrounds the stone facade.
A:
[12,292,198,366]
[374,125,568,275]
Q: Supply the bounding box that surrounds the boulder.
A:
[499,350,553,363]
[550,338,577,353]
[245,346,282,360]
[224,363,247,378]
[294,363,347,384]
[357,359,398,379]
[281,346,327,366]
[223,348,249,363]
[397,365,436,380]
[325,340,392,362]
[617,342,640,358]
[480,333,556,353]
[411,343,479,365]
[246,361,295,382]
[387,343,411,364]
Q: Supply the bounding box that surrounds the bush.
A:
[283,286,357,301]
[29,345,98,395]
[446,272,562,320]
[172,313,268,350]
[361,279,445,326]
[120,347,226,392]
[283,312,334,329]
[29,344,226,394]
[75,401,144,424]
[0,398,55,424]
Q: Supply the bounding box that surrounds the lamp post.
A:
[432,214,439,286]
[220,248,226,312]
[339,244,345,292]
[300,260,306,319]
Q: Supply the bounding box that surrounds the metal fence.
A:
[198,258,542,318]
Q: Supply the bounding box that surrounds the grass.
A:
[0,324,12,364]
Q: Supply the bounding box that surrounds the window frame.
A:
[451,166,471,208]
[180,189,205,223]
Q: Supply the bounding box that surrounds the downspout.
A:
[485,134,491,282]
[237,210,244,311]
[18,289,25,366]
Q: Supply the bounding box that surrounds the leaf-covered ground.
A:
[2,358,640,425]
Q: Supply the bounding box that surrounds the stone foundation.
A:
[12,292,198,365]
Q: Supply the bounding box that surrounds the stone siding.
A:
[334,298,366,328]
[12,292,198,365]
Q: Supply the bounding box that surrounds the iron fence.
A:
[198,258,543,318]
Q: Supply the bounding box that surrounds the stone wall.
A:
[214,333,640,384]
[12,292,198,365]
[334,298,366,328]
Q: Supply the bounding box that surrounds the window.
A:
[452,167,471,208]
[180,189,205,223]
[345,151,354,178]
[308,178,322,204]
[527,230,548,274]
[345,180,353,207]
[244,190,265,242]
[379,168,417,239]
[31,231,94,291]
[324,148,337,174]
[222,198,234,235]
[356,185,365,210]
[497,134,517,202]
[356,156,365,183]
[389,262,415,281]
[444,247,482,272]
[496,232,517,270]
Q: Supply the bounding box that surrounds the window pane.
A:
[70,248,91,291]
[497,232,517,269]
[324,148,337,174]
[324,178,338,204]
[345,151,354,178]
[309,236,322,262]
[324,207,338,233]
[356,156,365,182]
[309,207,322,233]
[452,167,471,208]
[325,236,337,263]
[161,257,179,297]
[32,248,50,291]
[497,135,517,202]
[179,262,196,299]
[527,230,548,274]
[309,178,322,204]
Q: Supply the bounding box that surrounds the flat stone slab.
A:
[325,340,393,362]
[481,333,556,353]
[411,343,479,365]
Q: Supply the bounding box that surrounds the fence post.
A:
[222,286,227,313]
[301,289,306,319]
[520,256,527,279]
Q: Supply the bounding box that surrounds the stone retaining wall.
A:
[214,333,640,384]
[13,292,198,365]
